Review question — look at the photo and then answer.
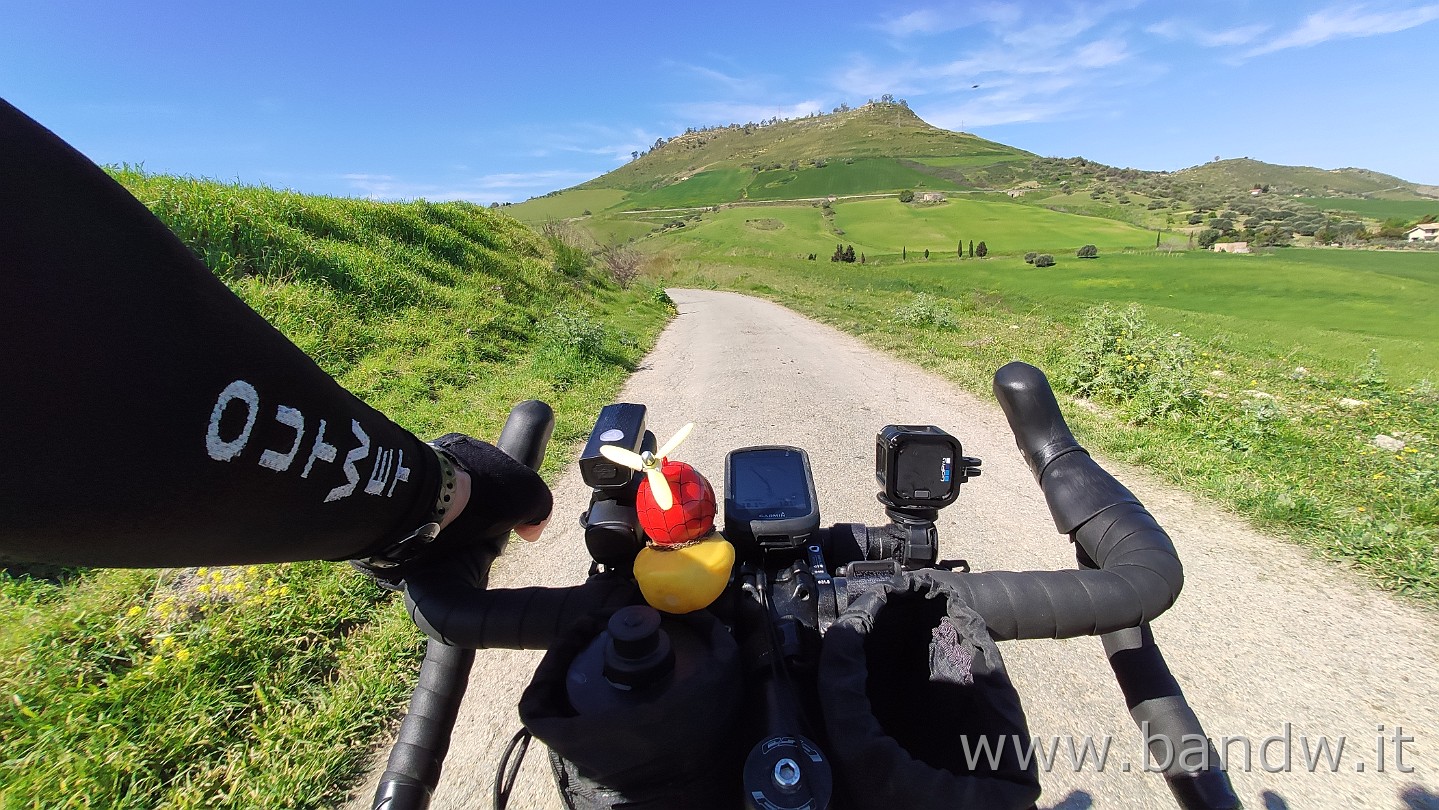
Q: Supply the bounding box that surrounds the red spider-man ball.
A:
[636,460,716,546]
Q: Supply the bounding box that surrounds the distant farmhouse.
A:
[1406,223,1439,242]
[1213,242,1250,253]
[917,192,945,202]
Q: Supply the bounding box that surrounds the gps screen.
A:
[730,448,812,517]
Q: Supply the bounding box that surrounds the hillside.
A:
[1175,158,1435,200]
[509,103,1033,223]
[508,103,1436,240]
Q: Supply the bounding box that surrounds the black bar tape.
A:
[372,640,475,810]
[404,579,637,650]
[1101,626,1240,809]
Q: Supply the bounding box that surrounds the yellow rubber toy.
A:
[633,533,735,614]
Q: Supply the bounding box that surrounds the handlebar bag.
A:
[819,572,1041,810]
[519,608,742,810]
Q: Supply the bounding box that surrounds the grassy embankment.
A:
[0,171,673,808]
[650,196,1439,600]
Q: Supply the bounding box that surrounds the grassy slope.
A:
[651,217,1439,600]
[652,198,1177,264]
[508,103,1032,225]
[0,172,673,808]
[1176,158,1430,199]
[1296,197,1439,221]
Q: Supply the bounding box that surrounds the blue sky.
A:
[4,1,1438,202]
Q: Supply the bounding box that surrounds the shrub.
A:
[600,244,642,288]
[1034,254,1055,267]
[1188,214,1204,225]
[899,189,915,203]
[976,241,988,258]
[1024,252,1038,264]
[1076,244,1098,259]
[1197,229,1222,249]
[894,293,959,329]
[1065,303,1201,423]
[539,305,610,360]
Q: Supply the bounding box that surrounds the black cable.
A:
[493,727,533,810]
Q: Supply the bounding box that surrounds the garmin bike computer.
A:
[723,446,821,552]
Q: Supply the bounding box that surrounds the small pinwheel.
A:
[599,423,693,510]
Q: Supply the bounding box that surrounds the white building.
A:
[1405,223,1439,241]
[1213,242,1251,253]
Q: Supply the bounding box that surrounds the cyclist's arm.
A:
[0,98,546,568]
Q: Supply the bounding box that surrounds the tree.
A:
[1155,231,1161,248]
[899,189,915,203]
[968,239,974,258]
[844,245,857,263]
[630,151,639,161]
[832,244,844,262]
[860,253,866,264]
[1197,228,1222,249]
[1187,214,1204,225]
[957,241,963,259]
[923,248,929,259]
[976,241,988,258]
[1034,254,1056,267]
[1025,252,1038,264]
[902,246,907,260]
[1077,244,1098,258]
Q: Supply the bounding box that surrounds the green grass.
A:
[743,159,962,200]
[645,198,1177,263]
[0,171,675,808]
[830,197,1176,256]
[1296,197,1439,222]
[912,154,1032,168]
[507,188,629,222]
[652,236,1439,601]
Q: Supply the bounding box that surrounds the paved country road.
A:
[347,289,1439,809]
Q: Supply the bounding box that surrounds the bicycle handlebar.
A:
[376,367,1238,809]
[371,401,558,810]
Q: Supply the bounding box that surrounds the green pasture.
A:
[650,197,1179,266]
[621,159,969,211]
[656,243,1439,600]
[912,154,1031,168]
[1296,197,1439,222]
[507,188,628,222]
[829,197,1176,256]
[743,158,962,200]
[896,250,1437,383]
[649,206,833,258]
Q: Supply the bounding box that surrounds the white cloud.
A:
[667,62,752,93]
[1195,23,1270,47]
[1243,3,1439,58]
[338,170,595,203]
[671,99,827,127]
[875,3,1022,37]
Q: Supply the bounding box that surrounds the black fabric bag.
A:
[819,573,1041,809]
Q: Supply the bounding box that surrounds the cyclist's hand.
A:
[428,433,552,556]
[514,517,549,543]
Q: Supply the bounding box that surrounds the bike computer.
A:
[723,446,821,552]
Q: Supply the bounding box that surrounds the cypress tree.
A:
[968,239,974,258]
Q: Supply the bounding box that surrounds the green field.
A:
[1296,197,1439,221]
[652,197,1176,261]
[651,211,1439,601]
[831,197,1176,256]
[913,154,1032,168]
[507,188,628,222]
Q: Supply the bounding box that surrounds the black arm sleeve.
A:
[0,98,448,568]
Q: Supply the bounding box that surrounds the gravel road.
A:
[347,288,1439,809]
